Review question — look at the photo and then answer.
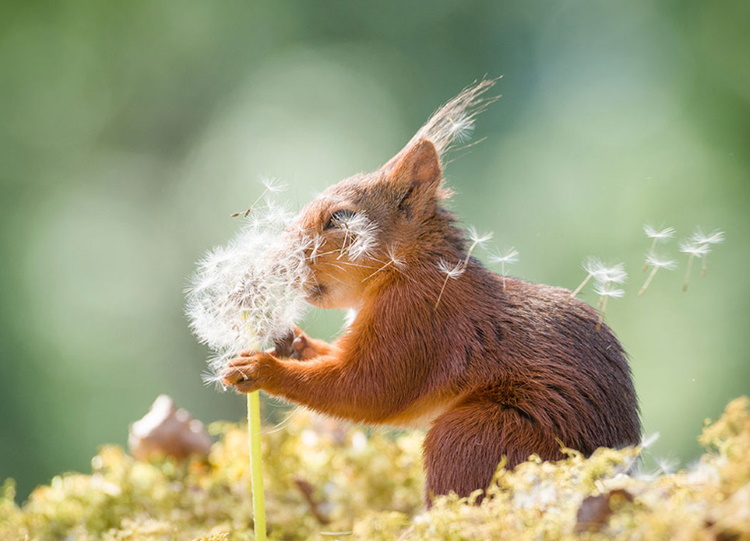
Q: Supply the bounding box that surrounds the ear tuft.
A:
[389,139,441,188]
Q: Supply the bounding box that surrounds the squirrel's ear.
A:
[387,139,442,217]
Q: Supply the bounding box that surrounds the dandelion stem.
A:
[247,391,266,541]
[701,254,708,278]
[434,276,451,310]
[683,254,694,292]
[596,295,609,332]
[435,239,482,310]
[231,187,272,218]
[638,266,659,296]
[643,238,658,272]
[571,274,592,298]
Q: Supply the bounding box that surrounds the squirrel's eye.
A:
[325,209,356,230]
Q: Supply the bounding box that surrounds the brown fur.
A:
[221,87,640,504]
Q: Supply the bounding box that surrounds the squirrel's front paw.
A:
[220,351,276,393]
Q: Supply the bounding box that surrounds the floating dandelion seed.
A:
[638,254,676,296]
[230,177,287,218]
[642,225,675,271]
[570,258,626,298]
[691,228,725,278]
[679,241,709,292]
[594,281,625,332]
[434,227,492,309]
[489,247,519,292]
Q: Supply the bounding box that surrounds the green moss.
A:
[2,399,749,540]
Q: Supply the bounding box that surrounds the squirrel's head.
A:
[287,79,498,310]
[290,139,446,309]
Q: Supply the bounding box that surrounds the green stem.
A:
[248,391,266,541]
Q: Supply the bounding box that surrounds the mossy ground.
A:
[1,397,749,540]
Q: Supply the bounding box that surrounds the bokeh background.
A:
[1,1,748,501]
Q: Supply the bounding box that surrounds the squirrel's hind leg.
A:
[423,394,564,505]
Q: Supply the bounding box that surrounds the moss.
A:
[2,398,750,540]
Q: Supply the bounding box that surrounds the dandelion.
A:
[691,228,725,277]
[489,247,519,292]
[679,241,709,292]
[187,192,309,541]
[186,219,309,371]
[642,225,675,271]
[570,258,626,298]
[638,254,676,296]
[434,227,492,309]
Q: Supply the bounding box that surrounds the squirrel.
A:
[220,80,641,503]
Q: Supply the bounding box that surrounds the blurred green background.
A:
[1,1,748,501]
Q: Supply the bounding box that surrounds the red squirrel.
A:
[221,80,641,503]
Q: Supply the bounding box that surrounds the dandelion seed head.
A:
[640,432,660,449]
[586,258,627,285]
[691,228,725,246]
[385,244,407,269]
[186,200,310,376]
[466,225,493,246]
[594,283,625,298]
[437,258,465,279]
[645,254,677,270]
[679,241,710,257]
[643,224,676,241]
[260,176,287,193]
[488,247,519,265]
[447,114,475,143]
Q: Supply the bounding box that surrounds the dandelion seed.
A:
[679,241,709,292]
[447,114,475,143]
[260,177,287,193]
[691,228,725,278]
[571,258,626,298]
[361,244,406,283]
[466,225,493,246]
[437,258,466,279]
[332,213,379,262]
[489,247,519,292]
[434,259,465,309]
[642,224,675,271]
[640,432,660,449]
[434,227,492,309]
[638,254,676,296]
[594,281,625,332]
[231,177,288,218]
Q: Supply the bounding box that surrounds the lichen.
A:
[2,398,749,540]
